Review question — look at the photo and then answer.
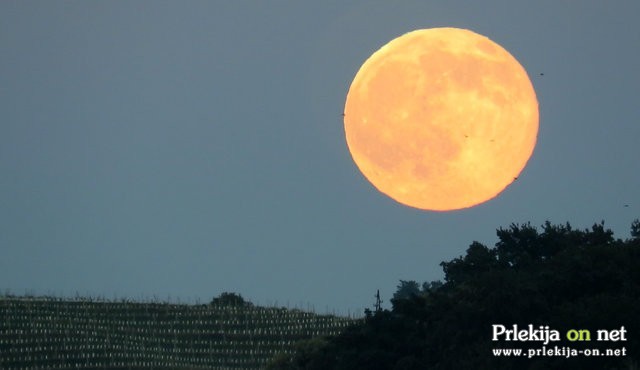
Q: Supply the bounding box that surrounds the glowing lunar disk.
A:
[344,28,538,211]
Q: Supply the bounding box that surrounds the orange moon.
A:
[344,28,538,211]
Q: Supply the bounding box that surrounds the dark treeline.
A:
[268,220,640,370]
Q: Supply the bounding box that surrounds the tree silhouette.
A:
[268,220,640,370]
[210,292,252,306]
[392,281,421,301]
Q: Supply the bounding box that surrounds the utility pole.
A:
[374,290,383,313]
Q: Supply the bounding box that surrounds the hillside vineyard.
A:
[0,296,358,370]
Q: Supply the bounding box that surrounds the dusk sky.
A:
[1,1,639,316]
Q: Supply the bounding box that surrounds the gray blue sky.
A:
[1,1,639,315]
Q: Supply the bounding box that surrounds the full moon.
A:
[344,28,538,211]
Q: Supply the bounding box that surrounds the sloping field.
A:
[0,296,359,369]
